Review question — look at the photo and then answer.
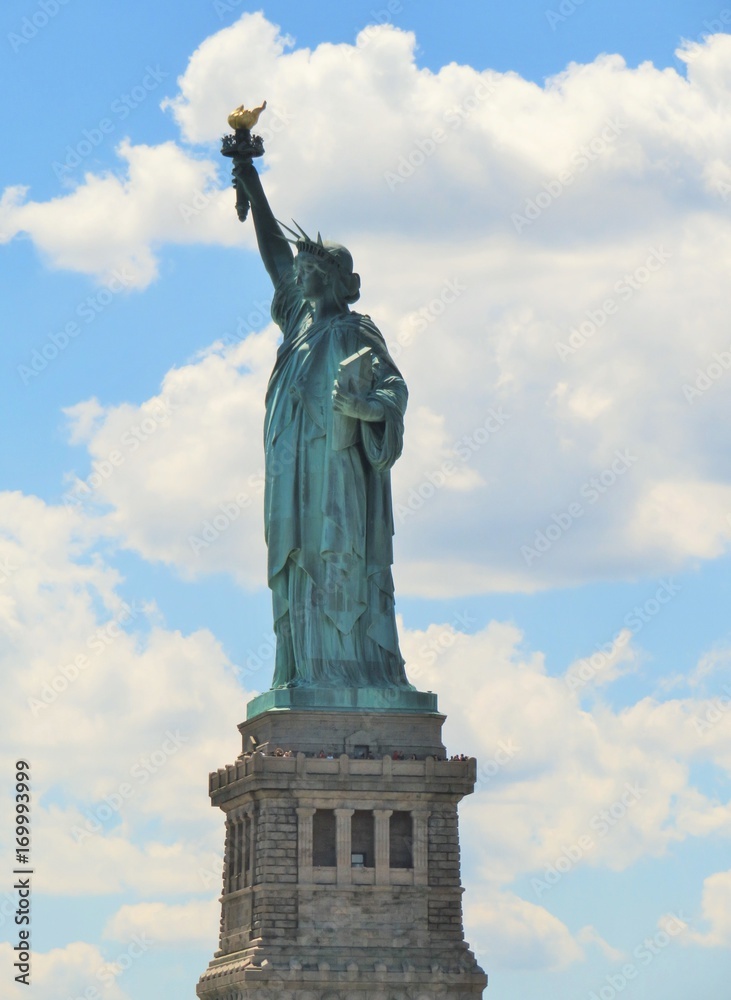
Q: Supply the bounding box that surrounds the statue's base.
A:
[239,699,445,759]
[247,685,438,718]
[198,701,487,1000]
[198,957,487,1000]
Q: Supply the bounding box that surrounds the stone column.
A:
[247,805,256,885]
[296,806,316,884]
[228,808,246,892]
[224,819,234,894]
[374,809,393,885]
[235,817,244,891]
[413,810,430,886]
[335,808,354,885]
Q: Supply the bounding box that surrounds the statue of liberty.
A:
[228,121,412,692]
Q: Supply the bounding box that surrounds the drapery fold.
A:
[263,268,410,689]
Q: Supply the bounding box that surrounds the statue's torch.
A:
[221,101,267,222]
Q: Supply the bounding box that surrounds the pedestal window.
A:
[389,810,413,868]
[312,808,336,867]
[225,812,253,892]
[351,810,375,868]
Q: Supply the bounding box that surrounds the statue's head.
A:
[281,221,361,308]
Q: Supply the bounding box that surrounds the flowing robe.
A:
[264,267,411,689]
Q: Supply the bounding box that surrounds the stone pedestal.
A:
[196,701,487,1000]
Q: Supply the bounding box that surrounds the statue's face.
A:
[295,254,329,303]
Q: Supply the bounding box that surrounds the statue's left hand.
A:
[332,378,385,422]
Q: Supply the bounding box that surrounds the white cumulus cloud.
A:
[0,941,132,1000]
[103,899,219,948]
[3,17,727,590]
[681,869,731,947]
[465,892,583,972]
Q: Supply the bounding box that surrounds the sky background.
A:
[2,1,731,997]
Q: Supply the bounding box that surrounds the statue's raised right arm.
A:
[232,159,293,287]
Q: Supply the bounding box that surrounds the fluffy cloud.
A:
[0,140,242,288]
[31,807,221,897]
[3,16,725,590]
[0,941,132,1000]
[8,13,731,990]
[465,892,583,972]
[576,924,625,962]
[103,899,219,948]
[683,869,731,947]
[399,620,731,889]
[564,627,639,689]
[10,484,720,909]
[2,487,730,974]
[61,334,272,584]
[0,492,247,898]
[398,617,731,970]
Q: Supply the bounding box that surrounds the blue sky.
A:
[2,2,731,998]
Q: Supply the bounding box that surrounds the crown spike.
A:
[276,218,302,240]
[291,219,310,240]
[276,219,340,269]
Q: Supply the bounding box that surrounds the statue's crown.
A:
[278,220,343,270]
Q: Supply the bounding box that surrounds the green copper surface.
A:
[232,157,425,708]
[246,687,439,720]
